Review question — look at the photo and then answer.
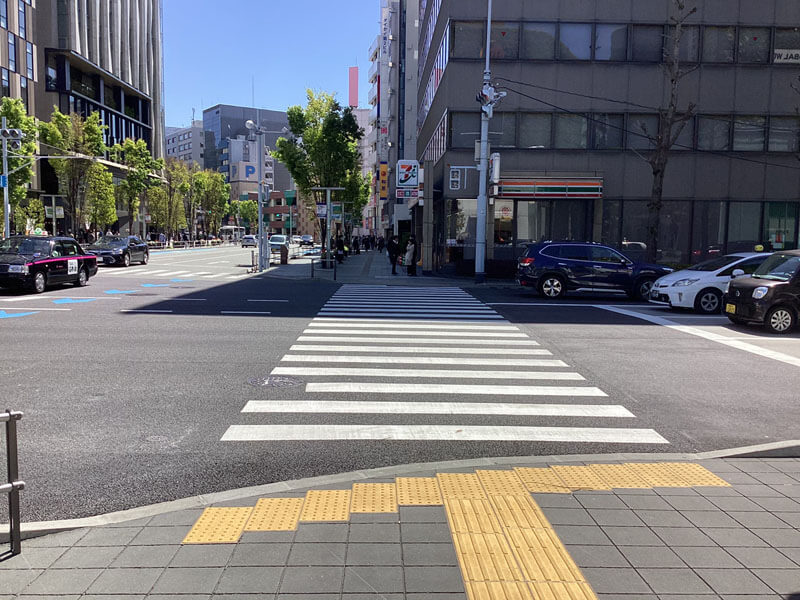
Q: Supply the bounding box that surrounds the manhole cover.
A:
[248,376,303,388]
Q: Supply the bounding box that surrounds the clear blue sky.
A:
[163,0,379,127]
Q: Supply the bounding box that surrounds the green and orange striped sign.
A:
[496,179,603,199]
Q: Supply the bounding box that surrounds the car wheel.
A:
[539,275,566,299]
[142,252,149,265]
[75,268,89,287]
[32,272,46,294]
[122,252,130,267]
[764,306,796,335]
[633,278,655,301]
[694,288,722,314]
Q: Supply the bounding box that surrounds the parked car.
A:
[87,235,148,267]
[241,235,257,248]
[0,235,98,293]
[649,252,770,314]
[724,249,800,334]
[291,235,303,244]
[517,241,673,300]
[269,234,289,253]
[300,235,314,246]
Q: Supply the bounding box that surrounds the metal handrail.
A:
[310,257,337,280]
[1,409,24,556]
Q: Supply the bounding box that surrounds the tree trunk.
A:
[647,160,667,263]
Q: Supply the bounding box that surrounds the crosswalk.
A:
[221,285,668,445]
[97,267,252,280]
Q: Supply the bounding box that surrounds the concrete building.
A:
[0,0,36,117]
[417,0,800,276]
[224,136,275,203]
[354,107,377,235]
[165,120,204,166]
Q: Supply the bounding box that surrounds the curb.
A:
[5,440,799,542]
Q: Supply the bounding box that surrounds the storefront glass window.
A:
[768,117,800,152]
[702,26,735,62]
[763,202,798,251]
[692,202,726,263]
[516,200,550,248]
[558,24,592,60]
[519,113,551,148]
[727,202,762,253]
[621,201,650,262]
[491,22,519,59]
[698,116,730,150]
[552,200,589,241]
[521,23,556,59]
[446,198,477,263]
[659,201,691,264]
[602,200,622,246]
[733,116,766,151]
[452,22,484,59]
[594,24,627,61]
[738,27,770,63]
[493,200,515,261]
[631,25,663,61]
[554,114,588,149]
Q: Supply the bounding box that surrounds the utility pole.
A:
[0,119,24,238]
[313,186,344,267]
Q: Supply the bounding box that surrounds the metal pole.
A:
[5,409,22,555]
[2,117,9,238]
[51,196,56,236]
[475,0,493,284]
[326,189,333,267]
[257,130,265,271]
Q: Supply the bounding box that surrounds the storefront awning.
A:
[495,179,603,200]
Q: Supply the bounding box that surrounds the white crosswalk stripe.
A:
[221,285,669,446]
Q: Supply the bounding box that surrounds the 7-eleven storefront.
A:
[440,178,603,276]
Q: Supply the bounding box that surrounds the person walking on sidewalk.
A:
[387,235,400,275]
[405,235,418,276]
[378,236,385,253]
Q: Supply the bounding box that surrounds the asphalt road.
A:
[1,247,799,521]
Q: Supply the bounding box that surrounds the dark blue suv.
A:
[517,241,673,299]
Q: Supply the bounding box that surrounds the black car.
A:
[0,235,98,293]
[517,241,673,300]
[724,249,800,334]
[87,235,149,267]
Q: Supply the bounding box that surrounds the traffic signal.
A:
[0,129,23,150]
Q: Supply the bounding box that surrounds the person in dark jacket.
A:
[336,236,345,263]
[405,235,418,276]
[387,235,400,275]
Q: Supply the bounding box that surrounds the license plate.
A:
[725,303,736,314]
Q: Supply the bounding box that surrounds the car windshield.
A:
[0,237,51,256]
[90,237,126,249]
[751,254,800,282]
[687,255,744,271]
[270,236,287,243]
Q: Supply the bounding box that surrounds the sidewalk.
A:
[3,452,800,598]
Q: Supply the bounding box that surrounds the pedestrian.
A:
[336,236,345,263]
[378,236,385,254]
[405,235,418,276]
[387,234,400,275]
[352,236,360,255]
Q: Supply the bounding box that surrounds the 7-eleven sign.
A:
[396,160,420,187]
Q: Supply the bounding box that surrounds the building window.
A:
[768,116,800,152]
[702,26,735,63]
[594,24,627,61]
[698,116,731,150]
[593,114,624,149]
[554,114,588,148]
[1,68,9,97]
[490,22,518,59]
[732,116,766,151]
[488,112,516,147]
[519,113,551,148]
[7,32,16,72]
[0,0,6,29]
[692,202,726,262]
[764,202,798,251]
[451,22,484,59]
[738,27,770,63]
[774,28,800,63]
[25,41,32,79]
[17,0,24,39]
[670,25,700,62]
[521,23,556,60]
[19,76,27,112]
[558,24,592,60]
[631,25,663,61]
[673,116,695,150]
[727,202,762,252]
[627,114,658,149]
[450,111,480,148]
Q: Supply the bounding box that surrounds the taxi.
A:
[0,235,98,293]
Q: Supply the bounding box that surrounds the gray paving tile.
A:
[777,546,800,565]
[399,506,447,522]
[771,484,800,498]
[151,567,223,593]
[22,569,102,594]
[719,596,782,600]
[295,523,349,542]
[129,525,191,545]
[109,544,179,568]
[657,596,723,600]
[588,509,646,526]
[229,542,290,566]
[725,473,768,485]
[0,547,65,569]
[776,512,800,527]
[85,568,163,594]
[637,568,713,594]
[580,567,651,593]
[701,527,769,547]
[402,542,459,566]
[725,547,797,568]
[752,473,800,486]
[405,566,465,592]
[635,510,694,528]
[401,522,452,543]
[695,486,742,497]
[342,595,404,600]
[652,527,716,547]
[751,497,800,512]
[577,494,629,509]
[530,493,582,508]
[619,545,685,567]
[74,527,142,547]
[681,510,742,528]
[349,512,400,523]
[672,546,741,568]
[348,523,400,543]
[0,570,42,595]
[147,509,205,526]
[239,530,295,543]
[695,569,775,595]
[655,487,700,496]
[725,461,778,473]
[169,544,234,567]
[214,566,283,593]
[765,460,800,473]
[343,566,404,593]
[699,460,742,473]
[148,596,208,600]
[49,546,122,568]
[346,542,402,565]
[729,511,794,529]
[752,568,800,594]
[665,496,723,511]
[732,484,786,497]
[550,524,613,545]
[288,542,346,566]
[276,595,341,600]
[406,595,466,600]
[595,595,656,600]
[23,529,87,547]
[565,544,629,567]
[707,496,765,511]
[752,528,800,547]
[541,507,595,525]
[280,566,344,593]
[603,526,665,546]
[15,595,82,600]
[620,495,674,510]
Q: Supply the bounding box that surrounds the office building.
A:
[0,0,36,116]
[416,0,800,275]
[165,120,204,166]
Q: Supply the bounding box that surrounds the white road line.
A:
[316,312,505,320]
[248,299,290,303]
[101,268,149,276]
[308,322,518,331]
[242,400,629,417]
[301,329,524,338]
[272,367,578,380]
[290,345,541,354]
[119,309,173,313]
[155,271,190,277]
[220,311,271,315]
[209,261,231,264]
[0,296,57,301]
[221,424,667,443]
[313,317,511,325]
[324,301,485,306]
[487,302,653,307]
[184,272,213,276]
[201,273,227,278]
[298,336,539,344]
[0,307,71,311]
[306,382,605,396]
[599,305,800,369]
[319,309,497,315]
[282,355,567,367]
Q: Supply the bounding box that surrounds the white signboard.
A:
[315,203,327,217]
[44,206,65,219]
[67,259,78,275]
[396,160,420,187]
[774,49,800,63]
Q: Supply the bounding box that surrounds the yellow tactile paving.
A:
[513,467,570,493]
[396,476,443,505]
[477,469,530,496]
[490,495,551,530]
[587,463,651,489]
[464,580,535,600]
[298,489,351,522]
[551,466,611,491]
[182,507,253,544]
[508,535,585,583]
[530,581,598,600]
[244,498,304,531]
[445,498,505,534]
[350,483,398,513]
[438,472,488,499]
[662,462,731,487]
[624,463,692,487]
[452,531,525,582]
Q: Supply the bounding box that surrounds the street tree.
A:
[14,197,45,233]
[110,138,164,235]
[39,108,106,233]
[193,170,230,236]
[237,199,259,230]
[163,158,190,238]
[85,162,117,234]
[0,98,37,236]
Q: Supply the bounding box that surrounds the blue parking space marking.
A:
[105,289,137,295]
[171,278,194,283]
[52,298,97,304]
[0,310,38,319]
[141,283,170,288]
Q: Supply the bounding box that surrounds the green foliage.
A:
[85,163,117,231]
[237,199,259,227]
[162,158,190,236]
[110,138,164,234]
[0,98,37,235]
[13,198,45,233]
[192,169,230,235]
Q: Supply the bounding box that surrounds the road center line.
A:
[282,355,567,367]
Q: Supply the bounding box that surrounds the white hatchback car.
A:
[650,252,770,313]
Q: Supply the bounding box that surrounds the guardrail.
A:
[310,257,337,280]
[1,409,24,556]
[147,240,230,251]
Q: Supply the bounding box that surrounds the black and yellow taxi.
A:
[0,235,99,293]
